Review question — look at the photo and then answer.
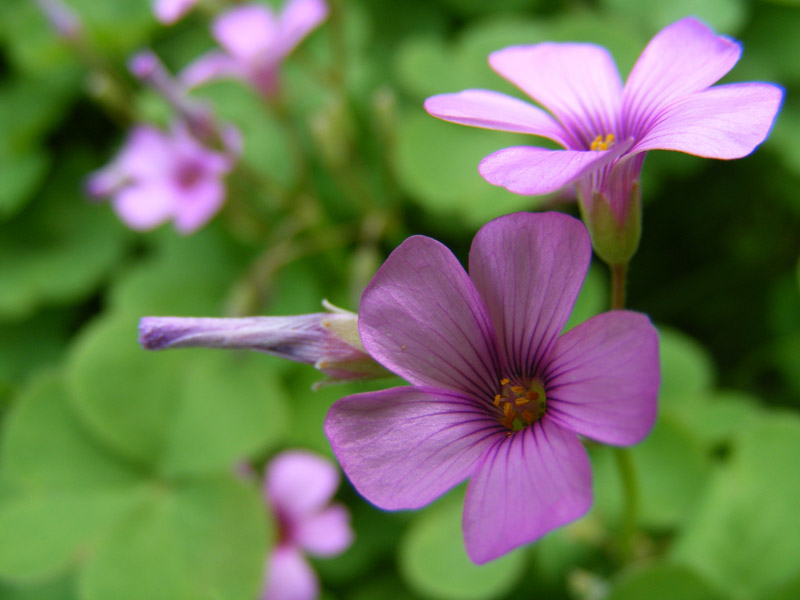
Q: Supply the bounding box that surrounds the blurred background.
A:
[0,0,799,598]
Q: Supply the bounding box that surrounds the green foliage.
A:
[398,489,525,600]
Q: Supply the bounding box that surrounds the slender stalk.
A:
[608,260,638,563]
[609,262,627,310]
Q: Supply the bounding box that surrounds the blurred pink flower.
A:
[87,124,234,233]
[181,0,328,97]
[262,451,353,600]
[152,0,199,25]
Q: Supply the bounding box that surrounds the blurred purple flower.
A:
[324,212,660,564]
[261,451,353,600]
[425,17,782,238]
[152,0,199,25]
[87,124,233,233]
[180,0,328,97]
[139,303,389,383]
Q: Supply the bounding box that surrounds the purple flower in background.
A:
[152,0,199,25]
[325,212,660,563]
[261,451,353,600]
[139,303,389,383]
[181,0,328,97]
[424,18,782,260]
[87,124,234,233]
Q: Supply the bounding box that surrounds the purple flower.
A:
[324,212,659,563]
[152,0,199,24]
[139,304,389,383]
[261,451,353,600]
[87,124,233,233]
[180,0,328,98]
[424,18,782,262]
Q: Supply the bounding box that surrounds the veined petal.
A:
[266,451,340,519]
[544,311,659,446]
[212,4,279,63]
[631,82,784,159]
[180,51,246,89]
[424,90,568,146]
[478,143,628,196]
[623,17,742,135]
[112,181,175,231]
[325,387,500,510]
[463,419,591,564]
[277,0,328,57]
[262,547,317,600]
[489,43,623,146]
[468,212,591,379]
[358,235,500,400]
[295,505,353,557]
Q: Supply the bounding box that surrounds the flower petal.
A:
[489,43,623,146]
[152,0,197,24]
[180,51,246,89]
[544,311,659,446]
[266,451,340,519]
[623,17,742,136]
[277,0,328,57]
[478,143,628,196]
[632,82,784,159]
[295,505,353,557]
[358,235,500,400]
[325,387,500,510]
[468,212,591,380]
[262,547,317,600]
[112,182,174,230]
[212,4,279,63]
[172,179,225,233]
[463,419,591,564]
[424,90,568,145]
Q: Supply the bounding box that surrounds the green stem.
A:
[608,260,638,563]
[609,262,627,310]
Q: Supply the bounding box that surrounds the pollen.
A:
[492,377,547,431]
[590,133,615,151]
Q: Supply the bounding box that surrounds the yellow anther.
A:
[605,133,615,144]
[500,378,510,385]
[511,385,524,395]
[494,394,502,407]
[503,403,513,417]
[590,133,615,151]
[514,397,528,406]
[526,390,539,401]
[590,135,602,151]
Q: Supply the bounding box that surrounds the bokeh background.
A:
[1,0,799,599]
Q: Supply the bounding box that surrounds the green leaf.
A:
[0,574,78,600]
[68,313,289,473]
[607,563,725,600]
[657,327,715,408]
[671,412,800,598]
[398,489,525,600]
[78,476,269,600]
[0,151,128,319]
[394,109,539,227]
[600,0,747,34]
[0,372,146,581]
[0,149,49,219]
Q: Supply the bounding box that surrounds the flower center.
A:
[590,133,615,151]
[493,377,547,431]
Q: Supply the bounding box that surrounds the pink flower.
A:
[87,124,233,233]
[424,18,783,263]
[181,0,328,97]
[325,212,660,563]
[152,0,199,25]
[262,451,353,600]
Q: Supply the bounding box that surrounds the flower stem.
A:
[608,260,638,563]
[609,262,627,310]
